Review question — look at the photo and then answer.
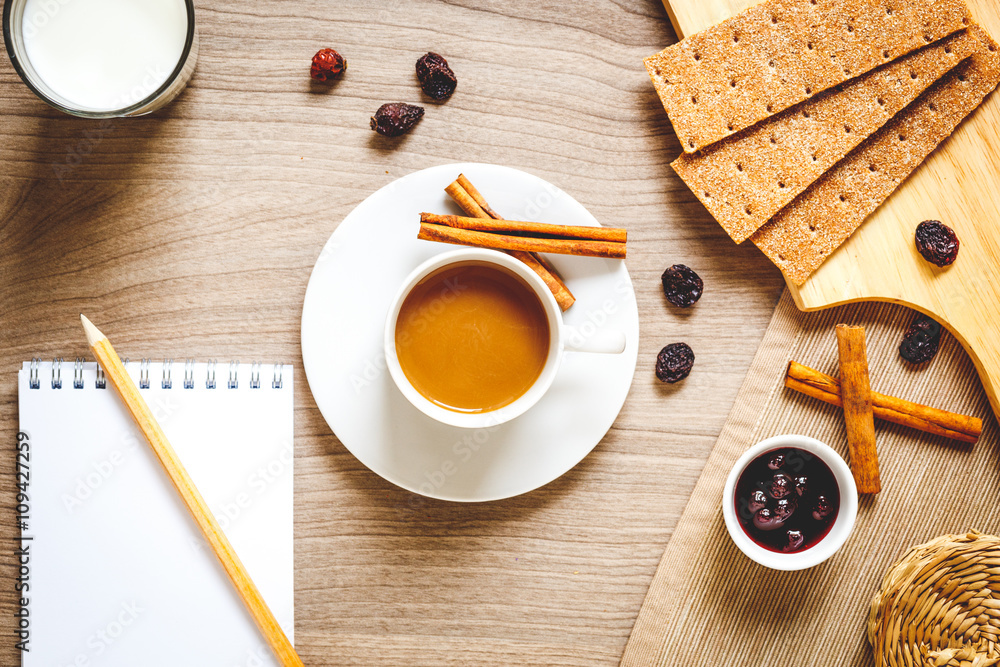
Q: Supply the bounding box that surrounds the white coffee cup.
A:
[722,434,858,571]
[384,248,626,428]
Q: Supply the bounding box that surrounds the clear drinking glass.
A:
[3,0,198,118]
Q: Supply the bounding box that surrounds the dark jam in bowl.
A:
[734,447,840,554]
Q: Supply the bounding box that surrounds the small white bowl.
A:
[722,434,858,571]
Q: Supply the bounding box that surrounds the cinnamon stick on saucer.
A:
[420,213,627,244]
[452,174,500,219]
[418,222,627,259]
[835,325,881,494]
[785,361,982,444]
[444,178,575,310]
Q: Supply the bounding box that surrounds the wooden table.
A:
[0,1,786,663]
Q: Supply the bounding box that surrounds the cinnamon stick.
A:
[505,250,576,309]
[420,213,627,244]
[455,174,501,220]
[418,222,627,259]
[444,179,576,311]
[785,362,981,444]
[444,180,489,220]
[835,325,880,493]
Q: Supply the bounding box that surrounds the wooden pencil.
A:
[81,315,304,667]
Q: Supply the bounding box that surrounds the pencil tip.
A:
[80,315,106,346]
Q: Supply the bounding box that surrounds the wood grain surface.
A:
[0,2,785,664]
[621,293,1000,667]
[663,0,1000,421]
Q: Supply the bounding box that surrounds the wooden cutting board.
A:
[661,0,1000,420]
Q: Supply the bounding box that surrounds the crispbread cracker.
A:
[645,0,971,154]
[672,31,979,244]
[752,26,1000,285]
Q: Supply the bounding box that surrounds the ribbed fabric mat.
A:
[621,290,999,667]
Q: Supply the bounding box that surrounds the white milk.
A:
[21,0,188,111]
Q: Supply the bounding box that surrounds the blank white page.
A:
[19,360,293,667]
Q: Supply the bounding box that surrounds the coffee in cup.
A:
[385,248,626,428]
[394,261,550,414]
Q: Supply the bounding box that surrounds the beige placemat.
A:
[621,290,1000,667]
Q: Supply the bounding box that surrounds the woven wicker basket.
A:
[868,531,1000,667]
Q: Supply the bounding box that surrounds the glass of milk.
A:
[3,0,197,117]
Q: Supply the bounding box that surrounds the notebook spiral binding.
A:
[28,357,283,390]
[184,359,195,389]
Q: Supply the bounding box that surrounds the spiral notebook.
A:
[18,359,294,667]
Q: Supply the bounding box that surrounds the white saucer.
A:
[301,163,639,502]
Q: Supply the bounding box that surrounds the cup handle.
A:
[562,325,626,355]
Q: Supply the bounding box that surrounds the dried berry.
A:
[655,342,694,383]
[767,452,786,470]
[899,314,942,364]
[661,264,703,308]
[915,220,959,267]
[416,52,457,100]
[310,48,346,82]
[370,103,424,137]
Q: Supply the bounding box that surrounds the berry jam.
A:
[734,447,839,553]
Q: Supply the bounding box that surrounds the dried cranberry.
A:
[660,264,703,308]
[310,48,346,82]
[899,314,942,364]
[370,103,424,137]
[416,52,457,100]
[915,220,959,266]
[655,342,694,383]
